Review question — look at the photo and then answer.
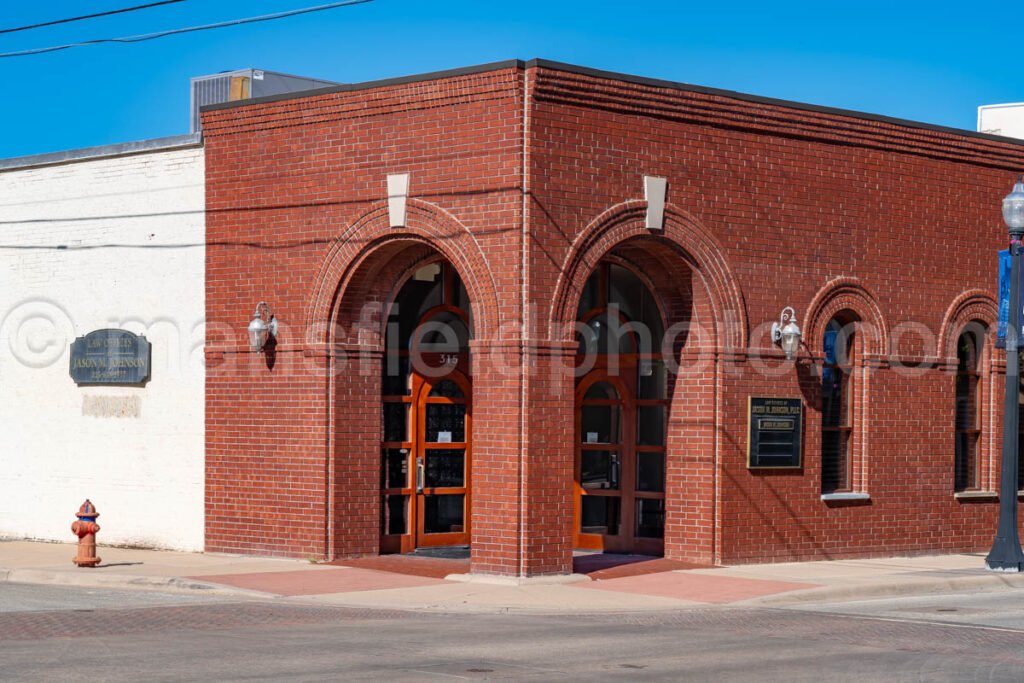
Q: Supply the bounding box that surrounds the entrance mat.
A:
[573,572,819,604]
[188,567,443,596]
[573,554,711,580]
[328,555,471,580]
[411,546,470,560]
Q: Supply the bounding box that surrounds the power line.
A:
[0,1,188,36]
[0,0,374,59]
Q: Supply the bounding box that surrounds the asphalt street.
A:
[2,584,1024,681]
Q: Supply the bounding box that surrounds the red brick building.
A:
[202,59,1024,576]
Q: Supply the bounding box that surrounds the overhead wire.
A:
[0,0,374,58]
[0,1,188,36]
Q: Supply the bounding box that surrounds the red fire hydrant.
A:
[71,499,101,568]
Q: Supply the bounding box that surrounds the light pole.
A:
[987,176,1024,572]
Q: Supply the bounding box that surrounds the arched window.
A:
[576,262,664,357]
[954,330,981,492]
[383,261,473,395]
[822,317,855,493]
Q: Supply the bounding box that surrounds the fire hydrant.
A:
[71,499,101,567]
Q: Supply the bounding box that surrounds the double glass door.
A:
[381,370,471,553]
[575,367,667,555]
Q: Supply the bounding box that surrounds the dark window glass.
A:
[581,404,620,444]
[382,354,411,396]
[387,263,443,351]
[425,449,465,488]
[383,494,407,535]
[425,403,466,442]
[638,360,667,400]
[578,313,637,356]
[417,313,470,352]
[581,450,619,490]
[636,499,665,538]
[383,403,409,443]
[955,331,980,491]
[637,405,666,446]
[577,269,601,319]
[424,494,464,534]
[381,448,408,489]
[607,263,664,348]
[821,430,850,493]
[585,381,618,401]
[636,451,665,492]
[429,379,464,399]
[822,318,853,493]
[580,496,620,535]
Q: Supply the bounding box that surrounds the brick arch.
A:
[805,277,889,357]
[550,201,747,351]
[305,200,499,347]
[938,290,998,359]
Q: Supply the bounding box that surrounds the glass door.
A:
[575,369,665,555]
[414,373,471,548]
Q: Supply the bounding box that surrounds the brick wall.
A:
[526,65,1024,564]
[203,68,527,563]
[204,60,1024,571]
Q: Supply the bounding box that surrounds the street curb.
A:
[0,567,273,599]
[445,572,591,586]
[742,571,1024,607]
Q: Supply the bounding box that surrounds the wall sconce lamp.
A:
[771,306,802,360]
[248,302,278,353]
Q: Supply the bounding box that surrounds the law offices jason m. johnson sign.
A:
[747,397,803,469]
[69,329,151,386]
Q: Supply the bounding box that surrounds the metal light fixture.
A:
[987,176,1024,572]
[771,306,801,360]
[247,302,277,353]
[1003,175,1024,231]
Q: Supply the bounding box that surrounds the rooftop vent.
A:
[190,69,339,133]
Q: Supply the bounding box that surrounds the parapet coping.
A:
[0,133,203,172]
[201,58,1024,149]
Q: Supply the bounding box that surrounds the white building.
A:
[978,103,1024,140]
[0,135,206,551]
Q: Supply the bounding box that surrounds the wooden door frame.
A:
[574,365,665,556]
[413,368,472,548]
[574,371,633,552]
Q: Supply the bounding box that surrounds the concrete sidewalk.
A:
[3,539,1024,614]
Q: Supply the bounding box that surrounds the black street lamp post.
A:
[987,176,1024,572]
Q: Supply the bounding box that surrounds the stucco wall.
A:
[0,142,205,551]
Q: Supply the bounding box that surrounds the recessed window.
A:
[822,317,854,493]
[954,330,981,492]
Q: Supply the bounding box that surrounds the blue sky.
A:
[0,1,1018,158]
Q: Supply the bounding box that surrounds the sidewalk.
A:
[3,539,1024,614]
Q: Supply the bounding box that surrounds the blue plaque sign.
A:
[998,249,1011,349]
[69,329,151,386]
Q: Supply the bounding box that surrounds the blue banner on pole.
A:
[998,249,1011,349]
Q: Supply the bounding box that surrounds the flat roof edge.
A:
[525,59,1024,149]
[0,133,203,172]
[203,56,1024,150]
[201,60,526,112]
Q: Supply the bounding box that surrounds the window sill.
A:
[821,492,871,502]
[954,491,998,500]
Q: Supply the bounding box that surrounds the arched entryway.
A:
[574,260,670,555]
[380,259,473,554]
